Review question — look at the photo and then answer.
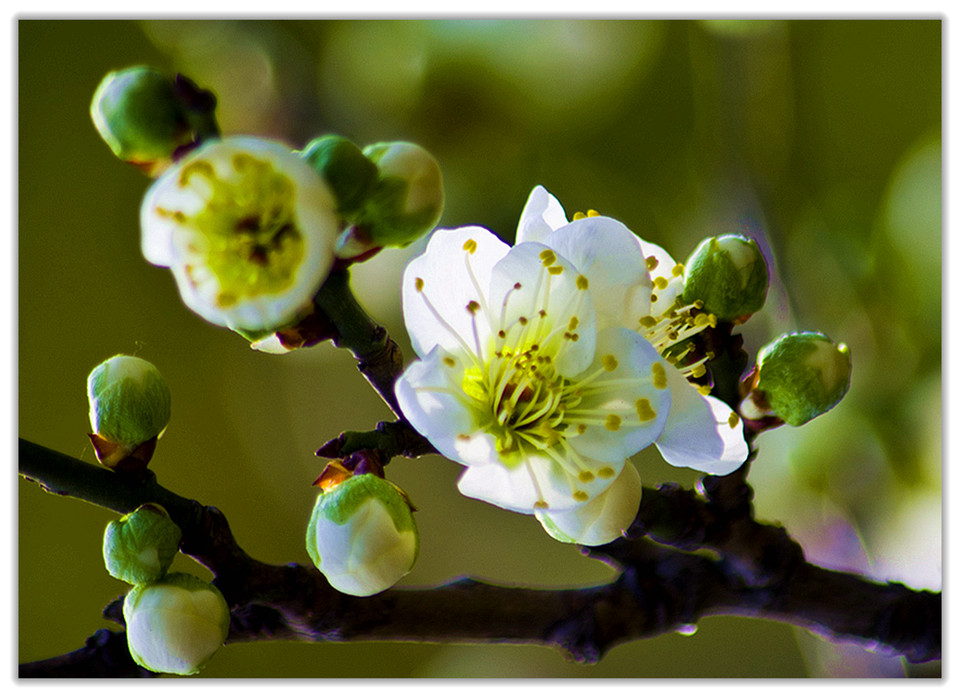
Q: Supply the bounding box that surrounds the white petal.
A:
[654,366,749,475]
[395,345,482,466]
[402,226,509,359]
[566,327,670,463]
[639,239,684,316]
[489,241,597,377]
[456,445,615,515]
[515,185,568,244]
[541,216,653,330]
[535,462,642,546]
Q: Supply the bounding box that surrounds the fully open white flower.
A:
[396,187,747,529]
[140,136,340,333]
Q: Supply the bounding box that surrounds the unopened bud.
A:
[743,331,852,426]
[536,463,642,546]
[300,135,379,215]
[123,572,230,675]
[305,470,419,596]
[103,504,182,585]
[90,66,217,177]
[336,142,444,258]
[87,355,171,469]
[682,234,768,322]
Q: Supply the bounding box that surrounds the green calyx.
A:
[90,66,218,175]
[87,355,172,449]
[299,135,379,215]
[756,331,852,426]
[681,234,768,321]
[103,504,182,585]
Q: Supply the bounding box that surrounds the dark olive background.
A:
[18,19,941,678]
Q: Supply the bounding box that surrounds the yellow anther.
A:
[577,423,588,434]
[650,293,659,303]
[601,354,619,372]
[547,265,564,275]
[697,384,712,396]
[597,467,616,479]
[694,313,713,327]
[573,490,590,502]
[415,277,424,292]
[576,274,589,290]
[728,412,741,429]
[466,300,480,315]
[587,209,600,217]
[653,276,669,290]
[518,316,528,325]
[639,315,658,328]
[635,398,657,422]
[672,263,685,277]
[652,362,668,389]
[443,356,456,367]
[646,256,659,271]
[605,414,622,431]
[463,238,478,254]
[534,500,549,509]
[539,249,557,266]
[568,316,580,331]
[578,471,595,483]
[572,211,586,221]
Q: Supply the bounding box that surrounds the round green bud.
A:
[123,573,230,675]
[103,504,182,585]
[306,472,419,597]
[753,331,852,426]
[87,355,171,451]
[336,142,444,257]
[90,67,198,176]
[681,234,769,322]
[299,135,379,215]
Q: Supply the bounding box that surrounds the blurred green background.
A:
[18,19,941,678]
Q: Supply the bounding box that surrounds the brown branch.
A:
[18,438,941,678]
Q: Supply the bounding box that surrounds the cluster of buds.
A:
[306,462,419,596]
[87,355,171,471]
[101,504,230,675]
[91,66,444,354]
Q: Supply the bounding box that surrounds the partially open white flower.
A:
[395,186,747,536]
[140,136,340,333]
[123,573,230,676]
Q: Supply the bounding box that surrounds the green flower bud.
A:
[103,504,182,585]
[87,355,171,468]
[90,66,217,177]
[336,142,444,258]
[299,135,379,215]
[123,572,230,675]
[681,234,769,322]
[744,331,852,426]
[306,469,419,597]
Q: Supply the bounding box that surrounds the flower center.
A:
[157,153,306,308]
